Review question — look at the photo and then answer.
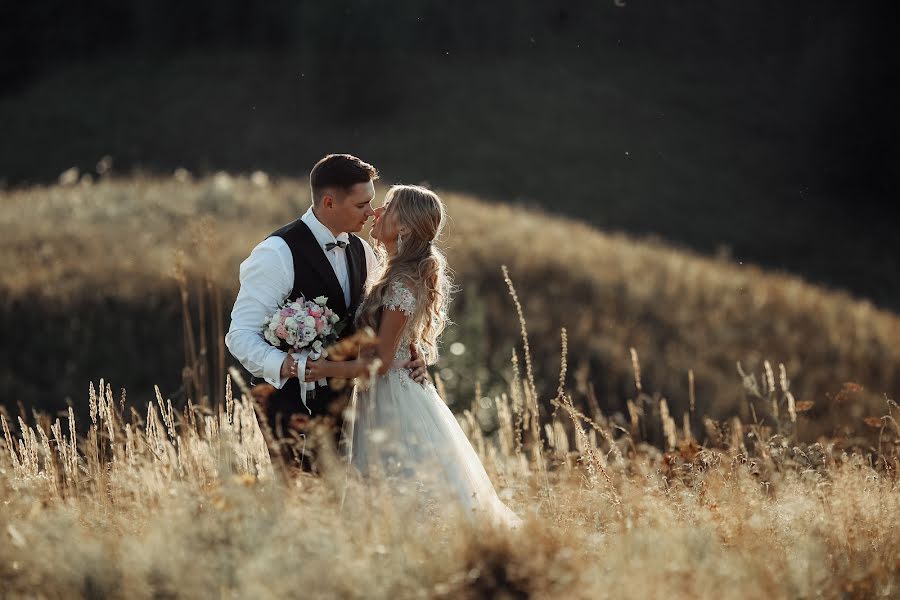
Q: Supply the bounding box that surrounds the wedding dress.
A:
[348,279,522,528]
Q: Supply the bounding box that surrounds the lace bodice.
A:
[354,279,429,390]
[383,279,418,365]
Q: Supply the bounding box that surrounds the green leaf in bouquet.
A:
[333,318,348,337]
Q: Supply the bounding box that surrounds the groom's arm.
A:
[361,238,379,279]
[225,237,294,388]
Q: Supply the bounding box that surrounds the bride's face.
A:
[371,199,401,246]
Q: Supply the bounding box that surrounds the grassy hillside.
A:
[2,51,897,312]
[1,174,897,442]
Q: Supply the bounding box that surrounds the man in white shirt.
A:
[225,154,426,464]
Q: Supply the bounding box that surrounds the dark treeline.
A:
[1,1,898,310]
[2,2,886,70]
[2,1,897,198]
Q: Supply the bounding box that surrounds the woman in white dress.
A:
[306,184,521,528]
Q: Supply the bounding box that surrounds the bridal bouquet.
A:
[262,295,343,412]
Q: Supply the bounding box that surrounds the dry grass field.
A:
[1,360,898,598]
[1,173,900,597]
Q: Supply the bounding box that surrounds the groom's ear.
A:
[320,192,338,210]
[318,186,346,210]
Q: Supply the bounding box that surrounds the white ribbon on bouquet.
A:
[293,348,327,414]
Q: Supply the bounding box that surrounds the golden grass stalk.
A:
[510,349,525,458]
[501,265,552,509]
[659,398,678,451]
[688,369,696,413]
[630,347,643,394]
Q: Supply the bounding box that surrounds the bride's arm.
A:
[369,308,408,376]
[305,310,408,380]
[305,354,365,380]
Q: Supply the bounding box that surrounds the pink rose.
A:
[309,306,323,318]
[276,325,288,339]
[280,307,295,317]
[315,318,325,334]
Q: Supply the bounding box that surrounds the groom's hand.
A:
[404,344,429,385]
[280,354,298,380]
[304,357,326,382]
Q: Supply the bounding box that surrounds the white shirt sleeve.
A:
[225,237,294,389]
[360,238,380,284]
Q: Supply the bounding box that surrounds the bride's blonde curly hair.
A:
[356,185,452,364]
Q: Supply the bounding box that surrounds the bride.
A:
[306,184,521,528]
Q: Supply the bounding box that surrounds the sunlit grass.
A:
[2,356,898,598]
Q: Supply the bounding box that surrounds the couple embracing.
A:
[226,154,520,528]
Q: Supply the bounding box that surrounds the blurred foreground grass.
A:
[1,359,898,598]
[0,174,897,443]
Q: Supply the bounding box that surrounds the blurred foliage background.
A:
[1,1,897,437]
[2,1,897,307]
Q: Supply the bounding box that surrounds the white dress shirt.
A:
[225,207,378,389]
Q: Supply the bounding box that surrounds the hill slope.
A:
[1,174,897,439]
[2,50,897,311]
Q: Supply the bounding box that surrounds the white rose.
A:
[303,315,316,328]
[329,313,340,324]
[264,329,278,345]
[314,296,328,306]
[312,340,323,352]
[302,327,317,342]
[267,319,279,331]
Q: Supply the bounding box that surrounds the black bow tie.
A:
[325,240,348,251]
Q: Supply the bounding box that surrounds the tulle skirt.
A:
[346,370,522,529]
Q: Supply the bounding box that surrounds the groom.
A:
[225,153,426,467]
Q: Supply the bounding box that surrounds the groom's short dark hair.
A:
[310,154,378,203]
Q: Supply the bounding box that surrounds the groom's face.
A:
[323,180,376,233]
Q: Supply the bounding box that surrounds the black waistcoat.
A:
[269,218,366,335]
[258,218,367,424]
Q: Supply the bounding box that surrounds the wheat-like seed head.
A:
[764,360,775,396]
[630,348,643,393]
